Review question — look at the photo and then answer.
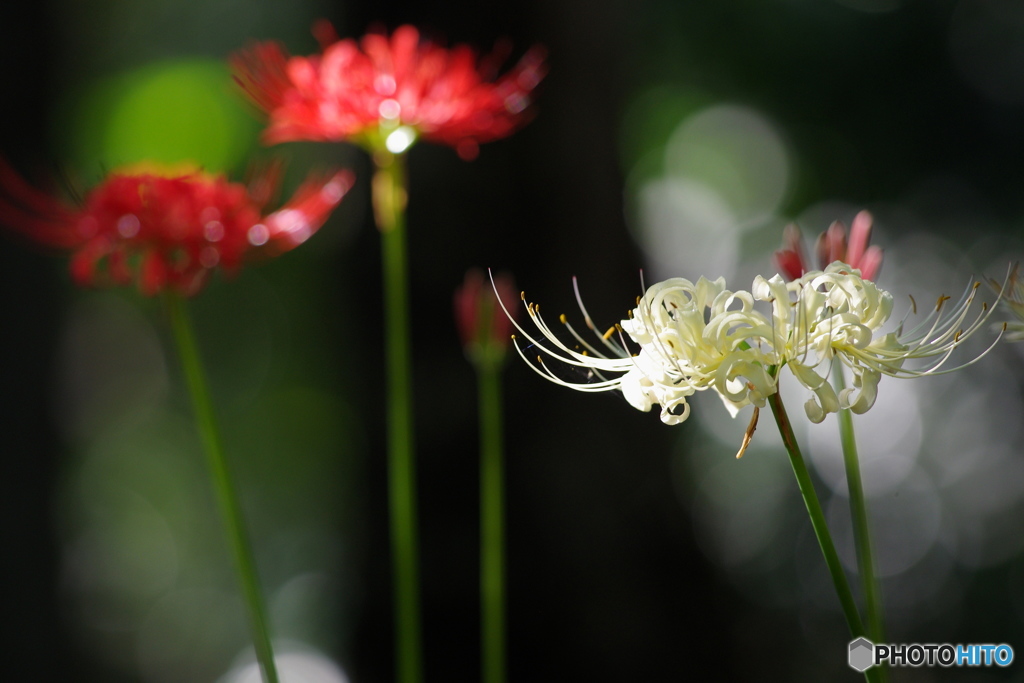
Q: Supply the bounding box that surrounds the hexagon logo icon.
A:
[849,637,875,672]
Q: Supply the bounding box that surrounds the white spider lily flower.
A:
[755,261,1006,423]
[497,274,777,425]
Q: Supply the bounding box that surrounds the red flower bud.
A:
[773,210,883,282]
[454,268,517,366]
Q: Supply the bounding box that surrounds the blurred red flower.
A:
[774,209,883,282]
[0,160,353,295]
[232,22,546,160]
[454,268,518,365]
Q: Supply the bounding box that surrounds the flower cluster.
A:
[232,23,547,159]
[775,210,883,282]
[0,161,352,295]
[503,263,1004,425]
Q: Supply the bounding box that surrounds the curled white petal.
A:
[839,367,881,414]
[788,361,839,423]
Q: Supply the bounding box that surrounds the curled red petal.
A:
[231,41,293,114]
[0,159,81,248]
[261,169,354,254]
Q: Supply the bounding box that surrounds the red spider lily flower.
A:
[774,209,883,281]
[232,22,547,160]
[0,160,353,296]
[455,268,517,366]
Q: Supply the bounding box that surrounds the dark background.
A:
[3,1,1024,681]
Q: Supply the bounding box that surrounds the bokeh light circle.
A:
[64,59,258,173]
[664,105,790,222]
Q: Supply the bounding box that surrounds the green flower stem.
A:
[766,380,865,641]
[832,365,888,682]
[166,293,279,683]
[477,357,506,683]
[373,150,424,683]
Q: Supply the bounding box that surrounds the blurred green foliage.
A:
[58,60,260,176]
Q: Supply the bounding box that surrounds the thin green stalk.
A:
[478,359,506,683]
[766,381,865,641]
[832,365,888,682]
[166,293,278,683]
[373,150,423,683]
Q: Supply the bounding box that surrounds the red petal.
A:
[858,246,883,282]
[140,250,168,295]
[847,210,873,267]
[262,169,354,253]
[774,249,806,281]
